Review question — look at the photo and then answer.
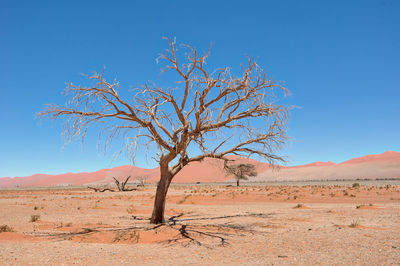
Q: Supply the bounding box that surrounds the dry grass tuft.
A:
[349,219,360,228]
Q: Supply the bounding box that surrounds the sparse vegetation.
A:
[352,183,360,188]
[0,182,398,262]
[0,224,13,233]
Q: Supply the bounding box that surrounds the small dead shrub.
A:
[30,214,40,222]
[126,205,136,214]
[0,224,13,233]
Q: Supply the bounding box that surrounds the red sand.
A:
[0,184,399,264]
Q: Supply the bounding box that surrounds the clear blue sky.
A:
[1,0,399,177]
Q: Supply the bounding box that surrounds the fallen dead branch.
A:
[87,187,115,192]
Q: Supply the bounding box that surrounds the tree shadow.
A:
[32,212,274,248]
[158,212,274,247]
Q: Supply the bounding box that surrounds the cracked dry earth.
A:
[0,183,399,265]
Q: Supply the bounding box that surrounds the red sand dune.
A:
[0,166,159,188]
[341,151,399,164]
[0,151,399,187]
[290,161,336,168]
[257,151,400,182]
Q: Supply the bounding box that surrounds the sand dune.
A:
[0,166,159,188]
[0,151,399,187]
[257,151,400,181]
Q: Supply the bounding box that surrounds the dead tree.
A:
[113,176,137,191]
[87,176,136,192]
[225,163,257,187]
[39,38,290,224]
[136,176,149,187]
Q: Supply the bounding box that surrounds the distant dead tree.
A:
[225,163,257,187]
[136,176,149,187]
[87,176,137,192]
[39,38,290,224]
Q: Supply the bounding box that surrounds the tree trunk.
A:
[150,168,172,224]
[236,179,240,187]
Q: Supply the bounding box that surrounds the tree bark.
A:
[150,168,172,224]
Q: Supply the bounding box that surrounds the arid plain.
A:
[1,181,399,265]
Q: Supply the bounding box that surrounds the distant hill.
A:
[0,151,399,187]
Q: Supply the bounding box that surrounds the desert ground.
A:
[1,181,399,265]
